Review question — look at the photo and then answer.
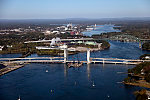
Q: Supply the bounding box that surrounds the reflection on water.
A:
[87,64,90,80]
[64,64,68,77]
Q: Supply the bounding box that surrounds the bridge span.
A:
[1,54,150,65]
[1,54,150,76]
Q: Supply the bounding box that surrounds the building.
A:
[45,30,51,35]
[0,46,4,51]
[67,23,73,30]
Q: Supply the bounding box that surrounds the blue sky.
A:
[0,0,150,19]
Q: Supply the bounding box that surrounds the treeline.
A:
[124,62,150,83]
[0,32,45,45]
[91,32,123,39]
[142,42,150,50]
[92,21,150,40]
[114,21,150,39]
[0,43,43,54]
[96,40,110,49]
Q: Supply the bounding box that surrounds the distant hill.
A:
[0,17,150,24]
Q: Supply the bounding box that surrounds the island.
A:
[123,62,150,99]
[142,42,150,50]
[124,62,150,88]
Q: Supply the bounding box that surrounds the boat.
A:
[67,62,83,68]
[92,81,95,87]
[67,53,83,68]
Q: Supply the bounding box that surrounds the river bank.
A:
[0,62,25,76]
[123,62,150,97]
[124,80,150,88]
[36,40,110,56]
[134,89,150,100]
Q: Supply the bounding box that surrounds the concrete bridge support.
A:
[139,40,142,48]
[64,46,68,63]
[87,48,91,64]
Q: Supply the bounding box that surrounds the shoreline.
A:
[0,63,25,76]
[124,82,150,88]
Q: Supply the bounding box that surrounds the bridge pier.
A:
[139,40,142,48]
[64,45,68,63]
[87,48,91,64]
[103,59,105,64]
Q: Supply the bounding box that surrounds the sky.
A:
[0,0,150,19]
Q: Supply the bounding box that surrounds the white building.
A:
[0,46,4,51]
[52,31,60,34]
[61,32,66,34]
[45,30,51,35]
[67,23,73,30]
[145,56,150,60]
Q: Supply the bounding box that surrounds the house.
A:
[141,69,145,75]
[145,56,150,60]
[0,46,4,51]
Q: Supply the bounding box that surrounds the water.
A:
[0,64,139,100]
[27,41,150,61]
[69,41,150,61]
[91,41,150,59]
[0,25,150,100]
[0,54,21,58]
[82,24,120,36]
[0,41,150,100]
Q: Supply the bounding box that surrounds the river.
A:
[0,24,150,100]
[82,24,120,36]
[0,41,150,100]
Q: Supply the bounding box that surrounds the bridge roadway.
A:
[24,37,150,44]
[1,57,150,65]
[91,58,150,65]
[24,38,95,43]
[0,57,64,60]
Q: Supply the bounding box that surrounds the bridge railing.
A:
[90,58,150,65]
[0,57,64,61]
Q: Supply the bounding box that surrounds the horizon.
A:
[0,17,150,20]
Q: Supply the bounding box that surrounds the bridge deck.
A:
[0,57,149,65]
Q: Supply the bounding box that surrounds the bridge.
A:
[1,49,150,65]
[24,38,95,43]
[24,37,150,43]
[24,37,150,49]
